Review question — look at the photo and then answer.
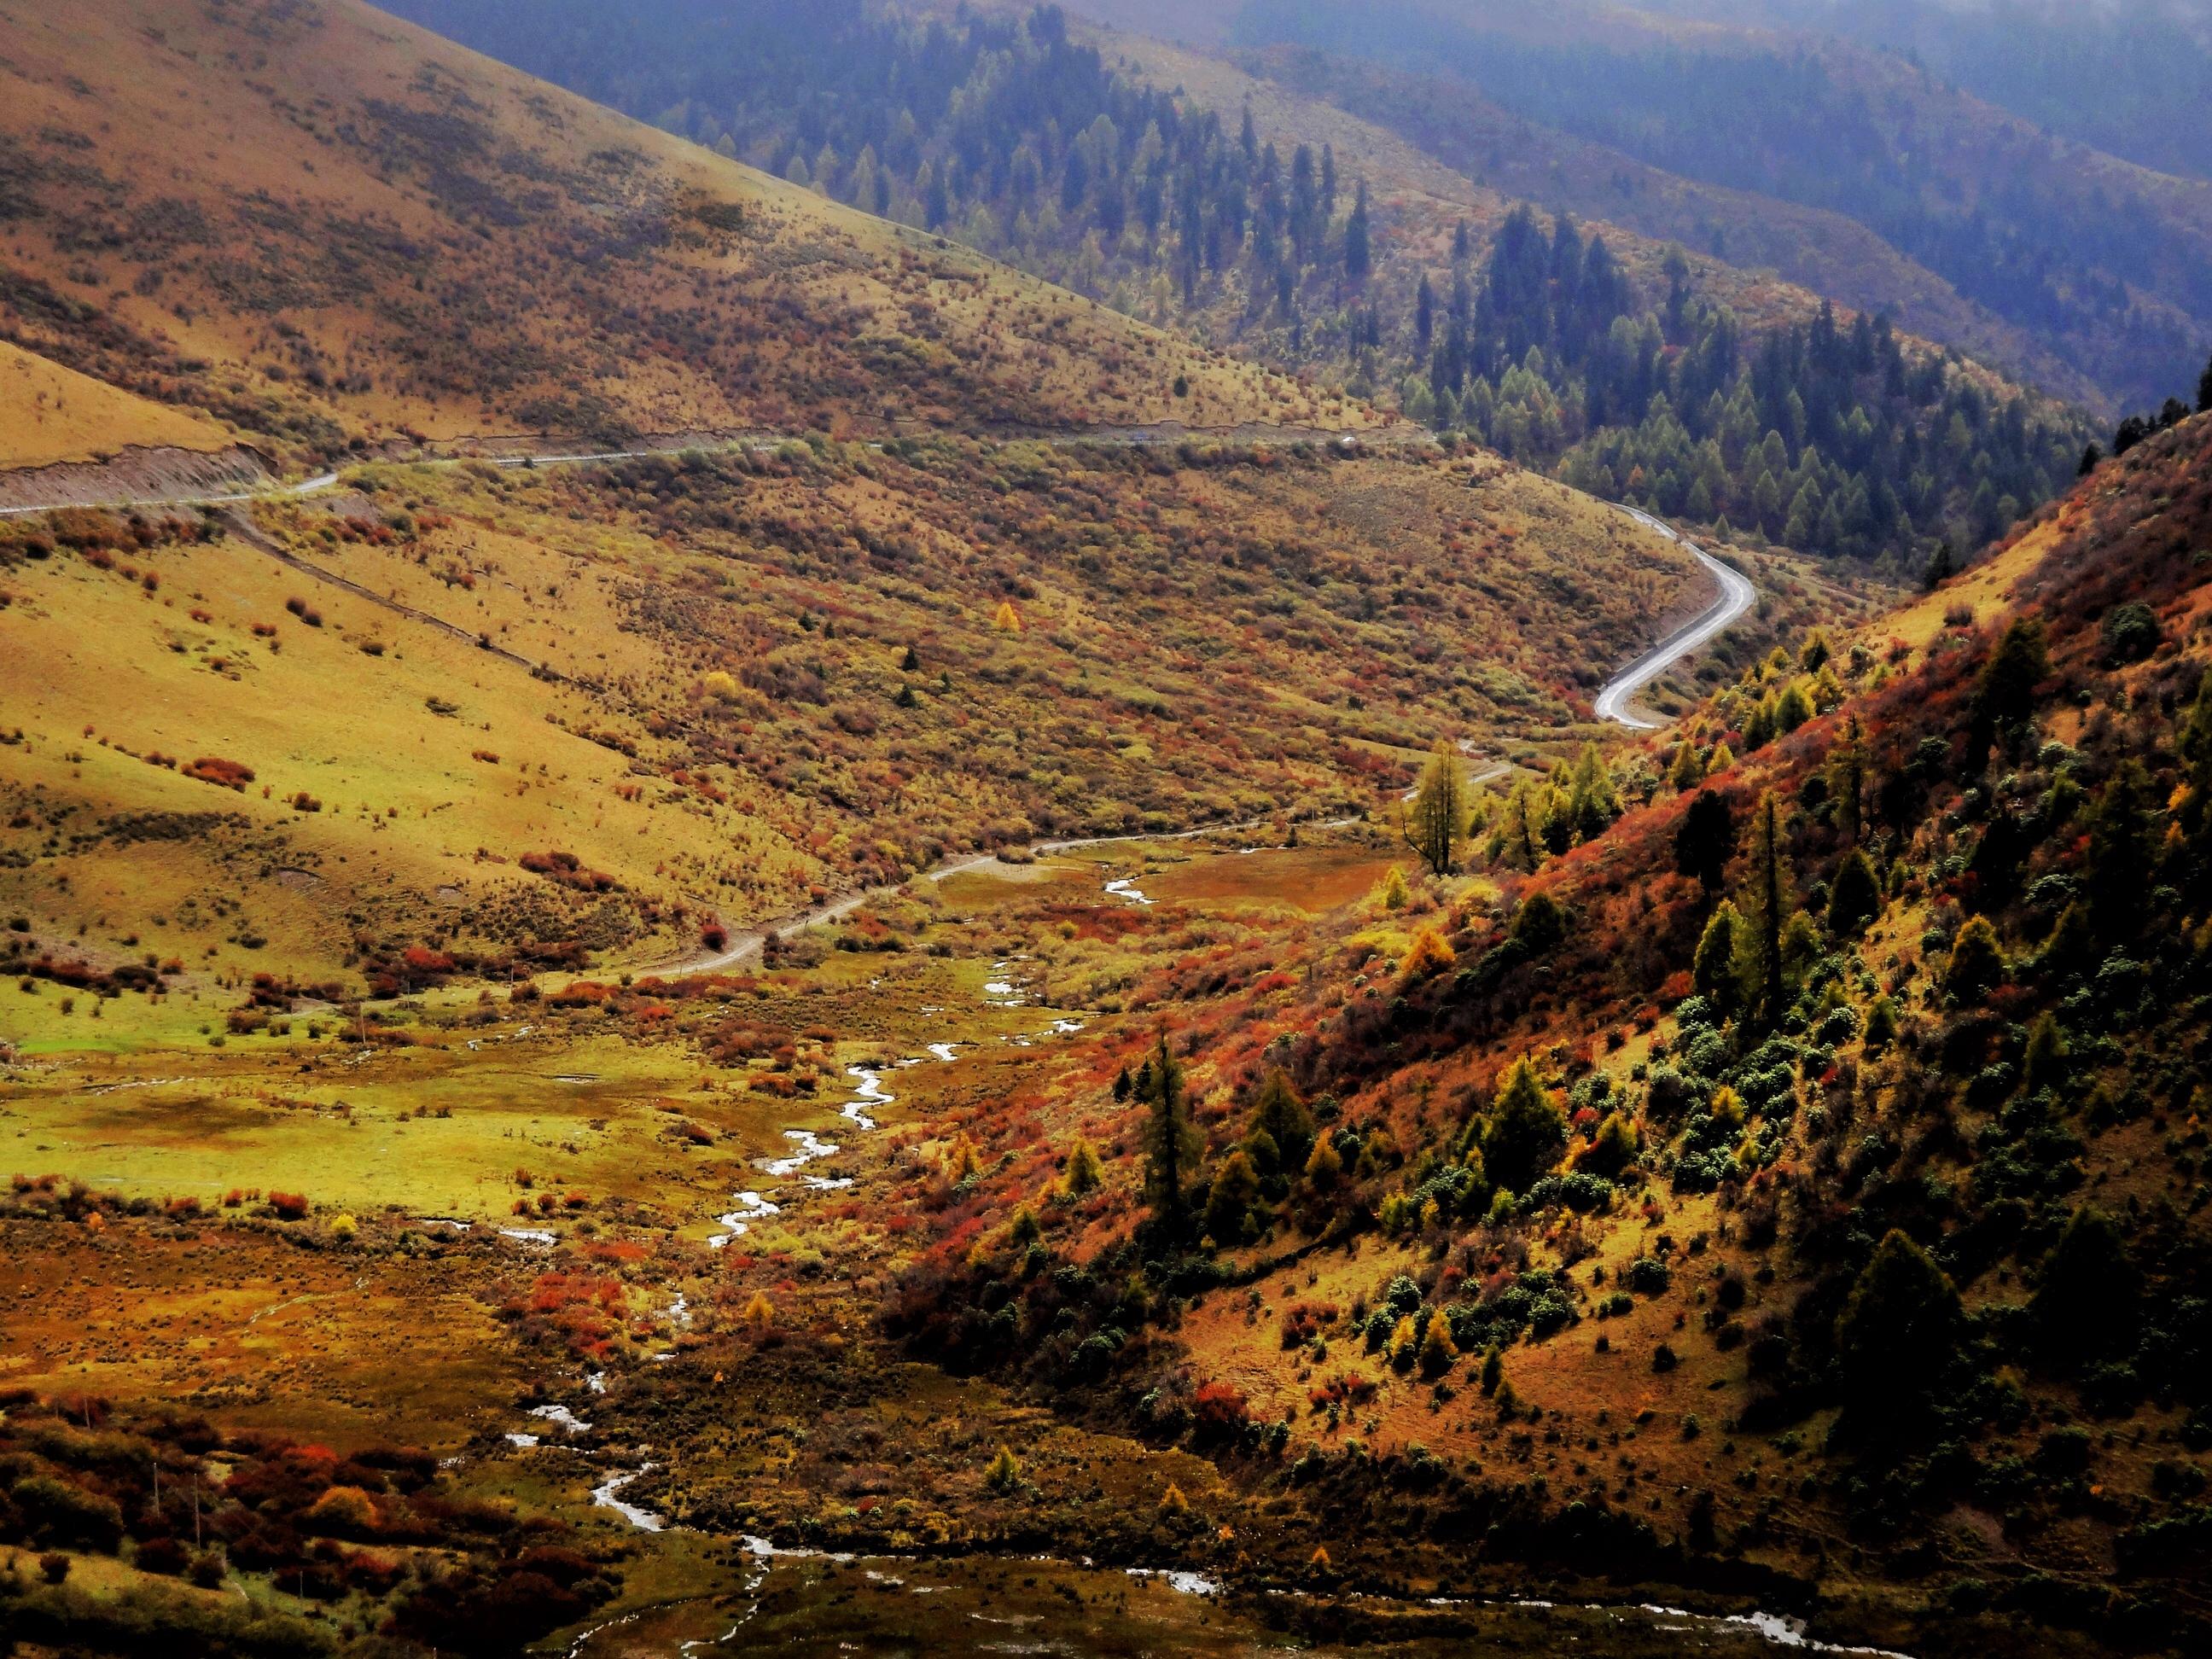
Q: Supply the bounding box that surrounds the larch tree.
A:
[1740,791,1792,1024]
[1401,740,1469,876]
[1692,899,1746,1011]
[1825,714,1866,844]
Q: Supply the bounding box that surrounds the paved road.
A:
[1593,506,1756,730]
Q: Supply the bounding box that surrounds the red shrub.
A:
[183,756,255,791]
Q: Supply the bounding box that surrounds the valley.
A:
[0,2,2208,1656]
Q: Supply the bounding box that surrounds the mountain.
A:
[392,0,2094,579]
[1633,0,2212,184]
[0,341,232,470]
[883,405,2212,1655]
[1213,0,2212,414]
[3,4,2205,1657]
[0,0,1351,469]
[0,0,1749,1000]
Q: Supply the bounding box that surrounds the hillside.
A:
[1220,40,2106,412]
[7,3,2207,1656]
[0,428,1773,1020]
[395,0,2093,578]
[0,0,1352,469]
[0,341,232,469]
[1214,0,2212,412]
[1636,0,2212,185]
[865,411,2212,1653]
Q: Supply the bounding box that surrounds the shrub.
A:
[181,757,254,791]
[302,1485,380,1537]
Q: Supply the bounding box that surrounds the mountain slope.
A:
[1225,40,2107,413]
[392,0,2092,576]
[0,341,232,469]
[0,0,1353,467]
[1214,0,2212,410]
[875,410,2212,1654]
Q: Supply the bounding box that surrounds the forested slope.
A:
[394,0,2092,577]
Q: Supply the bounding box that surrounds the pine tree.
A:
[2029,1207,2139,1361]
[2085,760,2160,935]
[1945,915,2005,999]
[1774,681,1814,733]
[1343,181,1371,282]
[1825,714,1866,844]
[1203,1150,1260,1246]
[2021,1014,2068,1097]
[1401,741,1469,876]
[1834,1229,1965,1429]
[1742,697,1776,752]
[1674,789,1735,899]
[1970,619,2049,765]
[1825,848,1882,938]
[1139,1031,1201,1248]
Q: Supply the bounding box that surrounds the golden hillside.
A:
[0,0,1356,469]
[0,341,232,469]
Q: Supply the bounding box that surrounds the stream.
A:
[550,846,1914,1656]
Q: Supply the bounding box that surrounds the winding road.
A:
[6,437,1750,973]
[1593,506,1757,729]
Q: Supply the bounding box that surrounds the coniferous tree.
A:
[1482,1057,1567,1195]
[1825,714,1866,844]
[1826,848,1882,937]
[1249,1068,1314,1173]
[1693,899,1747,1011]
[1203,1149,1261,1246]
[1062,1133,1104,1197]
[1946,915,2006,1000]
[1834,1229,1965,1435]
[2029,1207,2139,1364]
[1138,1031,1201,1249]
[1343,180,1371,282]
[1970,618,2050,767]
[1401,741,1469,876]
[1674,788,1735,899]
[1740,791,1791,1023]
[2086,760,2161,936]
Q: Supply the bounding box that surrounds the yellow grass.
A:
[0,343,231,469]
